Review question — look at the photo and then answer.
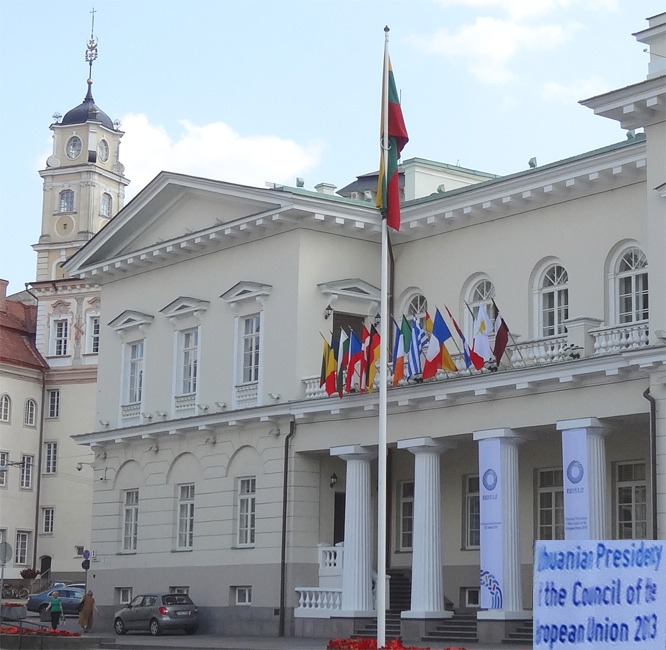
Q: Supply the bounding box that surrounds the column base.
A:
[401,610,453,619]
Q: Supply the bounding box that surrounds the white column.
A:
[331,445,376,615]
[397,437,453,620]
[557,417,608,540]
[474,428,529,620]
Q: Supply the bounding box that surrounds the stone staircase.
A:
[422,613,478,644]
[353,610,403,640]
[504,618,533,644]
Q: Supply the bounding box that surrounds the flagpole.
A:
[377,25,390,650]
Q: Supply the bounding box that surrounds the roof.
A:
[61,83,114,130]
[0,289,48,371]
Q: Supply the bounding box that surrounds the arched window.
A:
[0,394,11,422]
[617,248,648,323]
[406,293,428,326]
[100,193,112,218]
[540,265,568,337]
[466,279,495,336]
[24,399,37,427]
[59,190,74,212]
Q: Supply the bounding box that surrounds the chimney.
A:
[314,182,337,196]
[0,279,8,312]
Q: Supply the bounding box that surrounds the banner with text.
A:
[479,437,503,609]
[534,539,665,649]
[561,428,589,539]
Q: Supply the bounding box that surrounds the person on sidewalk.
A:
[78,590,100,633]
[45,591,62,630]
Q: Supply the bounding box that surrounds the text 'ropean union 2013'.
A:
[537,541,663,573]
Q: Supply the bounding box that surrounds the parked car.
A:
[26,587,85,613]
[113,593,198,636]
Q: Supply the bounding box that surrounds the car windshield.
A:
[162,594,193,605]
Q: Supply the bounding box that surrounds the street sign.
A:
[81,559,90,570]
[82,549,90,560]
[0,542,12,564]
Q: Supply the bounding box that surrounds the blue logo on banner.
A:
[482,468,498,491]
[480,569,503,608]
[567,460,584,484]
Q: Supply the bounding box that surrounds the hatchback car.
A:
[113,593,199,635]
[26,587,85,614]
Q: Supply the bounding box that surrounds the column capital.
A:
[473,428,525,442]
[556,417,608,434]
[397,437,454,454]
[330,445,377,462]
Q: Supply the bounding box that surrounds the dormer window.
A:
[60,190,74,212]
[66,136,82,160]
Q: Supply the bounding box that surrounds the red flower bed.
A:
[1,603,24,608]
[0,626,80,637]
[327,639,470,650]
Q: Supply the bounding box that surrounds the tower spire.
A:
[85,7,98,98]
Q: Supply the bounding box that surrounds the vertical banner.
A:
[534,539,666,649]
[479,437,503,609]
[561,428,589,539]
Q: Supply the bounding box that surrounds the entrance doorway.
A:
[333,492,345,545]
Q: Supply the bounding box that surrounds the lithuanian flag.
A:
[376,55,408,230]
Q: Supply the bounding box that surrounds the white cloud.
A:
[119,113,323,199]
[540,77,609,103]
[410,17,577,84]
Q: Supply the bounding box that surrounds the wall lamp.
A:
[324,304,333,320]
[374,312,381,327]
[197,404,209,412]
[268,393,281,401]
[215,401,227,410]
[329,473,338,489]
[99,420,110,428]
[156,411,167,418]
[141,413,152,420]
[76,461,95,471]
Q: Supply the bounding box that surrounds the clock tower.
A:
[33,31,129,282]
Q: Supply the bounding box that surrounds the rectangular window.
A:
[235,586,252,605]
[169,586,190,594]
[180,329,198,395]
[88,316,100,354]
[44,442,58,474]
[24,399,36,426]
[47,389,60,418]
[20,455,34,489]
[116,587,132,605]
[127,341,144,404]
[241,315,260,384]
[0,452,7,487]
[399,481,414,550]
[75,545,84,557]
[53,319,69,356]
[464,475,480,549]
[238,477,256,546]
[537,468,564,540]
[42,507,54,534]
[123,489,139,551]
[616,461,647,539]
[464,587,480,608]
[177,484,195,549]
[15,531,30,564]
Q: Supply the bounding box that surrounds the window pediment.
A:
[318,278,380,313]
[108,310,154,338]
[160,297,210,328]
[221,282,272,314]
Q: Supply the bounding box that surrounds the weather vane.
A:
[85,7,98,82]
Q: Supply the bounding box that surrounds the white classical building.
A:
[62,12,664,645]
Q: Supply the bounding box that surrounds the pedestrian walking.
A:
[78,590,99,632]
[45,590,62,630]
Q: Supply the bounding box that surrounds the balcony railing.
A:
[294,587,342,617]
[591,322,649,355]
[121,403,141,426]
[174,394,195,418]
[235,382,258,408]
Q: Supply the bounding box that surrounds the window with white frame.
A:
[467,280,495,335]
[122,489,139,551]
[59,190,74,212]
[47,389,60,418]
[52,319,69,356]
[617,248,648,324]
[463,475,480,549]
[116,587,133,605]
[177,484,195,549]
[399,481,414,550]
[240,315,260,384]
[24,399,37,426]
[20,454,33,489]
[126,341,144,405]
[540,265,568,337]
[169,586,190,594]
[463,587,480,608]
[75,545,84,557]
[0,452,8,487]
[42,507,54,534]
[616,461,647,539]
[43,442,58,474]
[179,329,199,396]
[237,477,256,546]
[87,315,100,354]
[100,192,112,217]
[15,531,30,564]
[0,394,10,422]
[235,586,252,605]
[537,468,564,540]
[406,293,428,328]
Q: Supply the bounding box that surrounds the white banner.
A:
[479,437,503,609]
[534,540,666,649]
[561,428,589,539]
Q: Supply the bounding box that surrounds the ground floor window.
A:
[234,586,252,605]
[616,461,647,539]
[537,468,564,540]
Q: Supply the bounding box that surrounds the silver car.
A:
[113,593,199,636]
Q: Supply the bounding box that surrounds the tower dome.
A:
[61,81,114,130]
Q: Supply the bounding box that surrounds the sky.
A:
[0,0,663,296]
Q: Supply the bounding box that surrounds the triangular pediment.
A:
[318,278,380,302]
[160,296,210,319]
[220,282,273,305]
[108,310,154,332]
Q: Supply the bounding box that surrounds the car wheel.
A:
[184,626,197,635]
[114,618,127,635]
[149,618,162,636]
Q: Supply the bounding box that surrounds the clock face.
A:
[98,139,109,162]
[55,215,75,237]
[66,136,82,159]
